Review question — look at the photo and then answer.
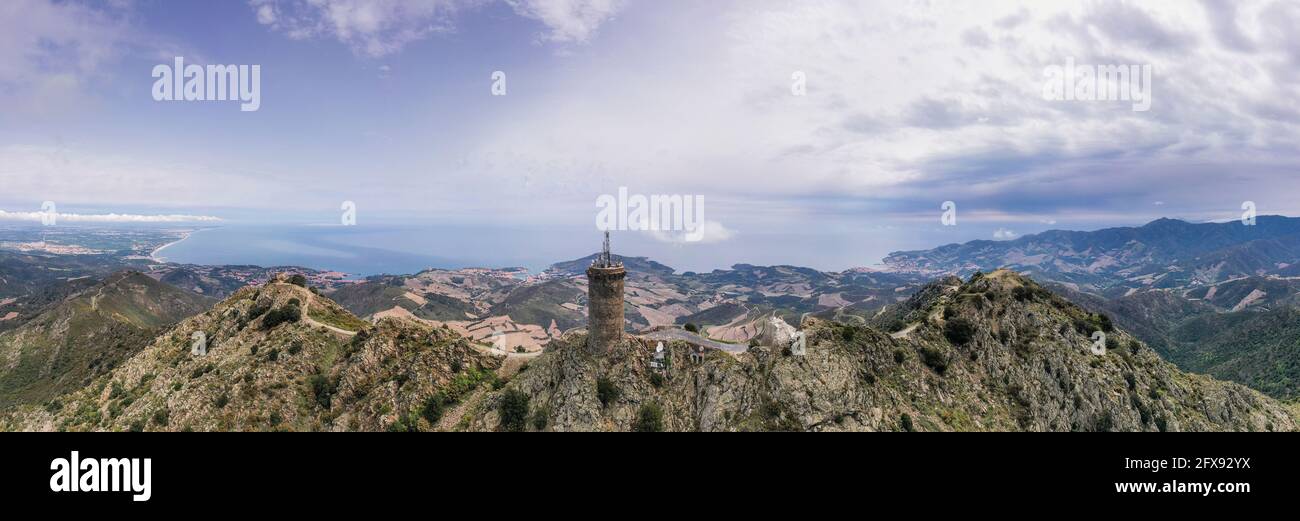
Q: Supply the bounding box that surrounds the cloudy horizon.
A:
[2,0,1299,271]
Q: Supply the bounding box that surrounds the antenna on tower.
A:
[602,230,611,266]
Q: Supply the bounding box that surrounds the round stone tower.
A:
[586,231,626,354]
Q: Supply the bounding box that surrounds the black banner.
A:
[2,432,1292,512]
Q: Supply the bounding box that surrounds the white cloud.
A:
[248,0,625,57]
[256,3,277,25]
[447,0,1300,225]
[647,220,735,245]
[0,0,130,108]
[0,210,220,223]
[248,0,469,57]
[0,145,287,210]
[507,0,624,43]
[993,228,1018,240]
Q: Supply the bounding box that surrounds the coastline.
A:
[151,228,208,263]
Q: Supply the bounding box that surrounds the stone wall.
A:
[586,265,626,354]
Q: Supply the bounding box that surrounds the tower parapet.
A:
[586,231,626,354]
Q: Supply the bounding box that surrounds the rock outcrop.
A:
[464,270,1299,432]
[3,279,501,431]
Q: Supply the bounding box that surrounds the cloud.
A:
[0,210,220,223]
[647,220,735,245]
[247,0,468,57]
[0,0,131,107]
[992,228,1018,240]
[451,0,1300,227]
[0,145,289,211]
[506,0,624,43]
[248,0,624,56]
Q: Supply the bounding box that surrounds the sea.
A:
[150,222,951,277]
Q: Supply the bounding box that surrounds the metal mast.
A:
[601,230,611,266]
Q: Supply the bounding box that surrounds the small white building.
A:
[790,331,807,356]
[650,341,667,370]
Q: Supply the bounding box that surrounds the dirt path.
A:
[890,323,919,339]
[433,351,539,431]
[299,292,357,338]
[435,387,486,431]
[496,353,539,378]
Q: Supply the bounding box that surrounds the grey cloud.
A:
[1082,1,1197,51]
[1199,0,1257,52]
[961,26,992,48]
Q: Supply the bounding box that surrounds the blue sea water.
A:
[155,224,578,276]
[150,221,951,276]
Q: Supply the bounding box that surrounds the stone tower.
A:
[586,231,626,354]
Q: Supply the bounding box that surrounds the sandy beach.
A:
[150,229,201,263]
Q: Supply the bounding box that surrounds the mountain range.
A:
[4,216,1300,430]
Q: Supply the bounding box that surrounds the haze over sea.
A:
[148,221,981,277]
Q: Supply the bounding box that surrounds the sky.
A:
[1,0,1299,272]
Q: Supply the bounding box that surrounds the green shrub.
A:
[498,389,530,432]
[919,346,949,375]
[634,403,664,432]
[841,327,856,342]
[387,414,417,432]
[420,393,447,424]
[214,392,229,409]
[1095,313,1115,332]
[596,377,620,407]
[649,372,665,388]
[900,413,915,432]
[189,363,215,379]
[287,274,308,287]
[944,318,976,345]
[531,405,549,431]
[308,374,335,409]
[152,408,169,427]
[261,301,302,330]
[684,323,699,333]
[248,301,271,320]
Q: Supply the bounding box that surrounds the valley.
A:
[5,217,1300,430]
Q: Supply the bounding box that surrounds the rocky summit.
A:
[4,270,1296,432]
[3,277,501,432]
[464,270,1298,432]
